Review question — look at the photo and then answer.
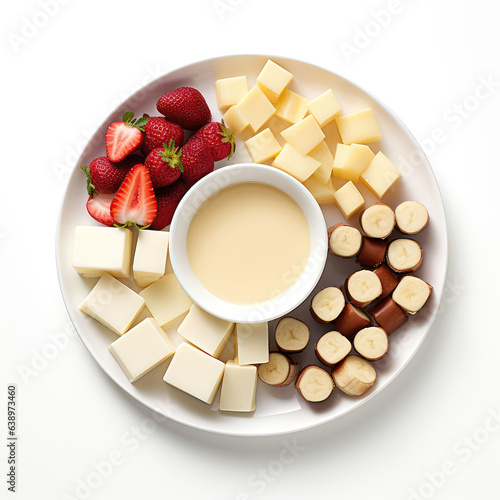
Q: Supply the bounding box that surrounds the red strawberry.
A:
[180,136,214,186]
[106,112,147,162]
[150,180,190,230]
[116,153,145,170]
[145,140,183,189]
[141,116,184,156]
[110,164,157,228]
[191,122,235,161]
[81,157,130,195]
[156,87,211,130]
[86,193,115,226]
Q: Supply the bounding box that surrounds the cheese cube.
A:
[215,76,248,110]
[235,87,275,132]
[256,82,280,105]
[234,323,269,365]
[133,230,169,288]
[178,304,234,358]
[303,176,336,205]
[332,143,375,183]
[79,273,145,335]
[256,60,293,103]
[272,144,320,182]
[334,181,365,220]
[73,226,132,279]
[275,89,309,124]
[222,105,249,135]
[244,128,282,163]
[163,342,225,404]
[281,115,325,155]
[309,141,334,184]
[307,89,341,127]
[360,152,401,198]
[219,361,257,412]
[139,273,193,327]
[336,108,382,145]
[108,318,176,382]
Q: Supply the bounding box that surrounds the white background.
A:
[2,0,500,499]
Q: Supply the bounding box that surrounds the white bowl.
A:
[169,163,328,323]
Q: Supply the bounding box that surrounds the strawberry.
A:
[106,112,147,162]
[81,157,130,195]
[116,153,145,170]
[110,164,157,228]
[180,136,214,185]
[145,140,183,189]
[86,193,115,226]
[150,180,190,230]
[156,87,211,130]
[141,116,184,156]
[191,121,235,161]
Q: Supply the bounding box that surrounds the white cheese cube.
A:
[256,60,293,103]
[360,151,401,198]
[309,141,334,184]
[336,108,382,145]
[244,128,282,163]
[235,87,275,132]
[177,304,234,358]
[222,105,249,135]
[72,226,132,279]
[219,361,257,412]
[333,143,375,183]
[214,76,248,110]
[281,115,325,155]
[234,323,269,365]
[272,144,321,182]
[133,230,169,288]
[79,273,145,335]
[303,176,336,205]
[334,181,365,220]
[307,89,341,127]
[275,89,309,124]
[108,318,176,382]
[163,342,225,404]
[139,273,193,327]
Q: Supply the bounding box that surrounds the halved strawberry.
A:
[106,112,147,163]
[110,164,157,228]
[86,193,115,226]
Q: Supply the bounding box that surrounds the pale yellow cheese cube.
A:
[272,144,321,182]
[234,323,269,365]
[256,60,293,103]
[275,89,309,124]
[281,115,325,155]
[214,76,248,110]
[163,342,224,404]
[309,141,334,184]
[360,152,401,198]
[332,143,375,183]
[177,304,234,358]
[235,86,275,132]
[303,175,336,205]
[108,318,176,382]
[244,128,282,163]
[133,230,169,288]
[334,181,365,220]
[79,273,145,336]
[307,89,341,127]
[139,273,193,327]
[336,108,382,145]
[219,361,257,412]
[222,105,249,135]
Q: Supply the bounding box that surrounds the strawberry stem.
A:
[160,139,184,173]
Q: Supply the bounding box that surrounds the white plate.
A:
[56,55,448,436]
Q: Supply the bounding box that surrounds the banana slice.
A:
[346,269,382,308]
[295,365,334,402]
[315,331,352,366]
[310,286,345,323]
[395,201,429,234]
[332,355,376,396]
[275,317,310,353]
[328,223,362,258]
[360,203,395,239]
[386,238,423,273]
[257,352,300,387]
[392,275,432,314]
[353,326,389,361]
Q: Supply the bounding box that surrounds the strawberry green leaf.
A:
[80,165,96,196]
[122,111,134,124]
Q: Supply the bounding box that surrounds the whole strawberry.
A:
[156,87,211,130]
[141,116,184,156]
[150,180,190,230]
[145,140,183,189]
[191,122,235,161]
[81,157,129,195]
[180,136,214,185]
[106,112,147,162]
